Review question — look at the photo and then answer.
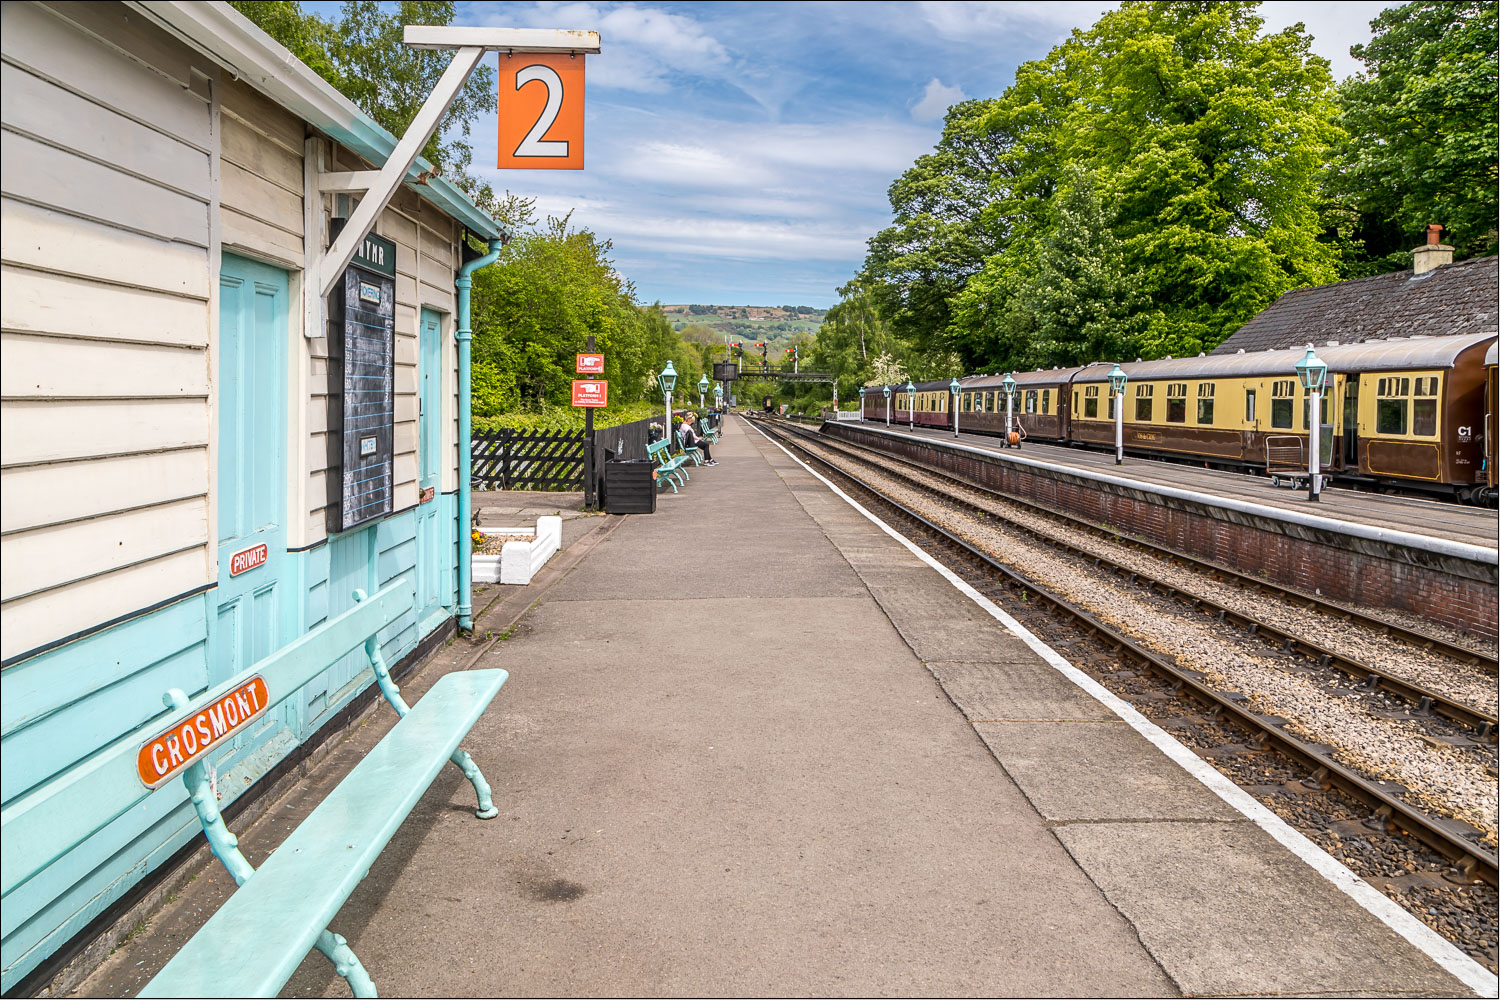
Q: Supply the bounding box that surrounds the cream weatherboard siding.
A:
[1,2,482,989]
[0,1,214,663]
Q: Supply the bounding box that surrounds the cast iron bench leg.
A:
[167,689,379,997]
[357,591,499,819]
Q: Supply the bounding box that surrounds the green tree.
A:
[229,1,498,206]
[861,99,1008,361]
[955,167,1147,371]
[1333,1,1498,265]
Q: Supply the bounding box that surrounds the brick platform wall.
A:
[828,425,1498,642]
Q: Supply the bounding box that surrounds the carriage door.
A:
[1343,376,1360,468]
[415,308,448,627]
[211,254,291,683]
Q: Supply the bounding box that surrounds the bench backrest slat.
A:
[646,440,670,462]
[0,579,415,898]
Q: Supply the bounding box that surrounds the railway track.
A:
[753,417,1499,890]
[776,420,1497,733]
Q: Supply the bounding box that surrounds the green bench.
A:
[698,417,720,445]
[2,578,507,999]
[648,438,689,492]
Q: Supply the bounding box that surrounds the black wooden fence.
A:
[471,416,669,492]
[471,429,585,490]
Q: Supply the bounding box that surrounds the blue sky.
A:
[442,1,1396,307]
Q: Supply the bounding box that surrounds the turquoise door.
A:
[416,309,449,626]
[211,254,291,683]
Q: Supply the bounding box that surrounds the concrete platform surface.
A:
[79,416,1482,998]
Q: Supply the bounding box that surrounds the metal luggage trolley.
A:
[1264,435,1309,489]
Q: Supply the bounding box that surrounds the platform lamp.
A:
[658,360,678,447]
[905,380,917,431]
[859,386,867,422]
[714,381,723,415]
[883,383,892,426]
[698,373,709,412]
[1295,346,1328,502]
[1001,373,1017,448]
[1107,363,1129,465]
[949,377,962,438]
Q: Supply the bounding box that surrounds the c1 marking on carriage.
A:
[136,676,270,788]
[228,543,268,576]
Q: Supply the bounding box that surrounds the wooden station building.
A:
[0,2,506,988]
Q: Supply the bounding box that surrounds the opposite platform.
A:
[266,415,1480,996]
[859,420,1499,548]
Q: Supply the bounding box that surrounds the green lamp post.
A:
[1107,363,1129,465]
[905,380,917,431]
[949,377,962,438]
[658,360,678,445]
[698,373,709,411]
[1294,346,1329,501]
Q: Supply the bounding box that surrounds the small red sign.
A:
[228,543,268,577]
[137,675,270,788]
[572,379,608,407]
[576,353,605,374]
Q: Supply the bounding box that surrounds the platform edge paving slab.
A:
[927,660,1120,723]
[971,720,1241,823]
[1054,821,1473,997]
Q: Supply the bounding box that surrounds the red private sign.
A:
[229,543,268,576]
[136,675,270,787]
[576,353,604,374]
[572,380,608,407]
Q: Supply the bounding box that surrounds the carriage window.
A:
[1244,389,1256,423]
[984,391,994,412]
[1025,389,1037,413]
[1412,376,1438,436]
[1166,382,1187,423]
[1376,377,1409,435]
[1041,389,1049,415]
[1196,383,1215,424]
[1074,391,1079,413]
[1083,385,1099,418]
[1271,379,1294,428]
[1301,385,1331,430]
[1134,383,1154,421]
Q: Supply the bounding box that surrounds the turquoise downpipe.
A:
[455,240,503,631]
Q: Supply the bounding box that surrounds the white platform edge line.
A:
[750,420,1498,998]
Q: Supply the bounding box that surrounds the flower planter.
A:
[471,516,561,585]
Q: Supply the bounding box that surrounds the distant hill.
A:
[662,304,826,352]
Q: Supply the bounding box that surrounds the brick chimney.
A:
[1412,224,1454,275]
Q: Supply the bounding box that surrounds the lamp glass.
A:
[882,385,891,398]
[698,374,709,393]
[1108,363,1128,394]
[658,359,678,394]
[1001,373,1016,395]
[949,377,961,394]
[1294,347,1327,391]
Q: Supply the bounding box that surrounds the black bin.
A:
[604,459,656,514]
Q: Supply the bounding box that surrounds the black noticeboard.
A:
[713,361,739,383]
[326,227,397,534]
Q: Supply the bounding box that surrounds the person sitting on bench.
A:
[679,413,716,465]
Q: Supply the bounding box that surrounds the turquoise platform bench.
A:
[0,578,506,999]
[648,438,689,491]
[699,417,720,444]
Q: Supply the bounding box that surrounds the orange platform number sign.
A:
[497,52,585,170]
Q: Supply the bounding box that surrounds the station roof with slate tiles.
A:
[1211,255,1498,355]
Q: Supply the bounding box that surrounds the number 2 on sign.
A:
[497,53,585,170]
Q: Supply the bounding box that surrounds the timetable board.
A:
[326,229,397,534]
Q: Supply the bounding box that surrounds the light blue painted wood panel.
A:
[0,597,206,734]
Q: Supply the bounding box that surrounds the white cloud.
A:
[481,2,729,92]
[917,1,1112,43]
[1257,1,1393,79]
[911,78,967,121]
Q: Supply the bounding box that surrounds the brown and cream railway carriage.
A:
[1485,340,1498,501]
[858,332,1496,501]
